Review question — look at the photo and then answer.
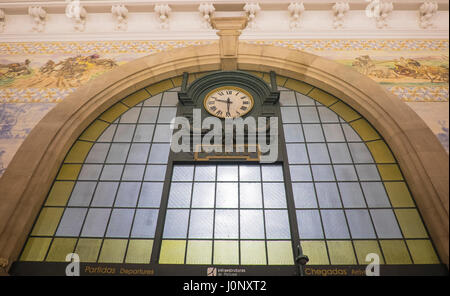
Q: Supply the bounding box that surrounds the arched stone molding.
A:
[0,42,448,274]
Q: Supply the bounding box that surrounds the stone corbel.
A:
[112,4,128,31]
[154,4,171,30]
[0,9,5,33]
[66,0,87,32]
[288,2,305,29]
[243,2,261,29]
[28,6,47,32]
[419,1,438,29]
[211,17,248,71]
[365,0,393,29]
[198,3,215,29]
[332,1,350,29]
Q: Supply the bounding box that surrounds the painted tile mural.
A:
[0,39,448,177]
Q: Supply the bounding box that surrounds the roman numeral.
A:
[210,106,217,111]
[226,90,232,95]
[208,101,215,105]
[226,111,232,117]
[216,110,223,116]
[242,101,249,105]
[218,91,224,96]
[240,106,247,111]
[240,96,247,100]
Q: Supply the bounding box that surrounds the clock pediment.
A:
[177,70,280,119]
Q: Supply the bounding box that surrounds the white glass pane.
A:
[131,209,159,238]
[168,182,192,208]
[296,210,323,239]
[321,210,350,239]
[315,182,342,208]
[217,165,238,181]
[216,182,238,208]
[240,210,265,239]
[191,182,215,208]
[263,183,287,208]
[240,183,262,208]
[265,210,291,239]
[239,164,261,182]
[292,183,317,208]
[188,209,214,238]
[214,210,238,239]
[163,209,189,238]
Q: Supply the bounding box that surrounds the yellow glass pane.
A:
[300,241,329,265]
[194,72,210,79]
[327,241,357,265]
[122,89,151,107]
[353,240,385,265]
[56,164,81,181]
[125,240,153,264]
[246,71,264,78]
[350,119,380,141]
[379,240,412,264]
[20,237,52,261]
[240,241,267,265]
[31,207,64,236]
[186,240,212,265]
[159,240,186,264]
[384,182,414,207]
[146,79,174,96]
[98,239,128,263]
[395,209,428,238]
[377,164,404,181]
[171,76,183,87]
[267,241,294,265]
[330,102,361,122]
[285,79,314,95]
[307,88,338,106]
[366,140,395,163]
[75,239,102,262]
[45,181,75,206]
[213,240,239,265]
[79,120,109,141]
[99,103,129,123]
[64,141,93,163]
[406,240,440,264]
[261,73,271,84]
[276,75,288,87]
[46,238,77,262]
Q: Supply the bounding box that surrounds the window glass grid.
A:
[281,89,436,266]
[20,76,439,269]
[21,89,179,264]
[160,163,294,265]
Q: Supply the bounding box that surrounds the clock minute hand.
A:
[215,98,232,104]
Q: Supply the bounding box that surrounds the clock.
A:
[203,86,254,119]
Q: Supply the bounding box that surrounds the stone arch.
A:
[0,42,448,273]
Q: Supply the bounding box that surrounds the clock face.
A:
[203,86,254,119]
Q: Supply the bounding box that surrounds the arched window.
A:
[14,72,442,276]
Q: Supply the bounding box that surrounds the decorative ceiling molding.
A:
[0,0,447,41]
